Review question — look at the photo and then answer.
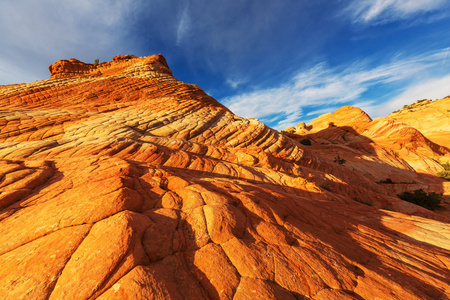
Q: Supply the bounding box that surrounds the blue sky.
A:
[1,0,450,129]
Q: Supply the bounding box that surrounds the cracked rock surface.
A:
[0,55,449,299]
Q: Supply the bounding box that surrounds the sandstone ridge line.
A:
[0,54,449,300]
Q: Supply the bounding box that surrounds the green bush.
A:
[397,189,442,210]
[440,162,450,170]
[438,171,450,181]
[438,162,450,181]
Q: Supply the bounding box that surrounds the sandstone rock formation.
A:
[0,55,449,299]
[388,97,450,149]
[287,105,450,215]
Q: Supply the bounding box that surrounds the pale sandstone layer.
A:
[0,55,449,299]
[287,105,450,216]
[387,98,450,148]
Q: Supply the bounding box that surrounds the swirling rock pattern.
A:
[287,105,450,215]
[0,55,449,299]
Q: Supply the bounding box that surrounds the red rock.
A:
[186,243,241,299]
[0,225,91,299]
[204,203,246,244]
[49,211,151,300]
[286,104,450,215]
[0,55,449,299]
[98,255,207,300]
[233,277,296,300]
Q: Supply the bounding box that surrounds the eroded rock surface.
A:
[388,97,450,147]
[0,55,449,299]
[286,105,450,215]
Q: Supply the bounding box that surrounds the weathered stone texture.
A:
[0,55,449,299]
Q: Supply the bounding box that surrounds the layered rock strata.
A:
[387,97,450,148]
[0,55,449,299]
[286,105,450,215]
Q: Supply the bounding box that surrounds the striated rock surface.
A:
[387,97,450,148]
[286,105,450,216]
[1,55,450,299]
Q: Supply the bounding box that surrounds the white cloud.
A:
[346,0,448,24]
[0,0,140,84]
[223,48,450,129]
[0,57,37,85]
[0,0,137,52]
[176,5,191,45]
[226,76,249,89]
[443,47,450,65]
[369,75,450,117]
[346,0,447,24]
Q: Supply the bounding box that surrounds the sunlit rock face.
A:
[387,97,450,150]
[286,104,450,215]
[0,55,449,300]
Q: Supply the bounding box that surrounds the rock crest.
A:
[48,54,172,79]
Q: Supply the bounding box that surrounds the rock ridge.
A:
[48,54,172,79]
[0,55,449,300]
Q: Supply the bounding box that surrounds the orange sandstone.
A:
[0,55,449,299]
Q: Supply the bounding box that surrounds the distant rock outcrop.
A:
[48,54,172,79]
[285,102,450,215]
[388,97,450,149]
[0,55,449,299]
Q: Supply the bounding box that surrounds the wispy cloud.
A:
[176,4,191,46]
[0,0,140,84]
[443,47,450,65]
[345,0,448,24]
[367,75,450,117]
[169,1,335,80]
[223,48,450,129]
[226,76,249,89]
[0,57,37,84]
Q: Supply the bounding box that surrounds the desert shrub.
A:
[334,155,346,165]
[280,129,295,134]
[300,138,311,145]
[438,162,450,181]
[379,178,393,184]
[397,189,442,210]
[438,171,450,181]
[441,162,450,170]
[94,58,99,66]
